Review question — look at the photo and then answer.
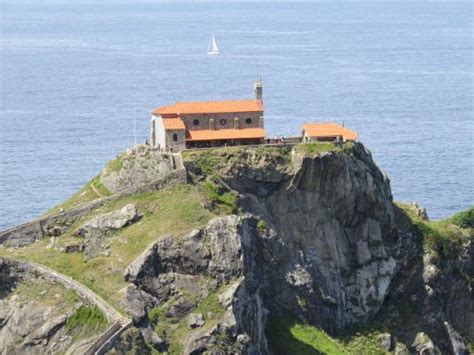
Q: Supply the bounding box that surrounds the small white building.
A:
[301,123,357,143]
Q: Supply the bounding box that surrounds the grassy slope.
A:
[45,175,112,216]
[0,184,216,311]
[396,203,472,260]
[8,279,109,341]
[266,316,390,355]
[44,150,128,216]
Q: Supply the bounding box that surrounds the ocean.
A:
[0,1,473,230]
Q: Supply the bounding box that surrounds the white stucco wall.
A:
[154,115,166,150]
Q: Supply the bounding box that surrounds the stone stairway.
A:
[172,152,185,170]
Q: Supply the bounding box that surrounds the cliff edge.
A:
[0,142,472,354]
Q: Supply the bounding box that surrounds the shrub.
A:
[65,305,108,340]
[257,220,267,233]
[202,180,238,214]
[452,207,474,229]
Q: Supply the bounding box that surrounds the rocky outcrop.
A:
[76,203,141,234]
[75,203,141,259]
[216,144,406,333]
[121,215,268,353]
[0,258,112,354]
[100,145,174,193]
[2,143,472,354]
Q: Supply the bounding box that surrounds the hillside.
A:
[0,142,472,354]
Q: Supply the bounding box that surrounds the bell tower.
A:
[254,79,263,101]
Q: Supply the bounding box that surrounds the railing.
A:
[183,138,302,153]
[84,320,133,355]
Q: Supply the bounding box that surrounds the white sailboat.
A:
[207,35,220,55]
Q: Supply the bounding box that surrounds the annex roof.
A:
[302,123,357,141]
[186,128,265,142]
[162,118,185,130]
[152,99,263,115]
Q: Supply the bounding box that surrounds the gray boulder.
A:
[187,313,205,328]
[76,203,141,235]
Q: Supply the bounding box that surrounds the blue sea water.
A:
[0,1,473,230]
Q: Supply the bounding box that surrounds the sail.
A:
[207,35,220,55]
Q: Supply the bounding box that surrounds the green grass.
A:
[104,153,125,173]
[148,286,228,354]
[395,203,471,259]
[182,149,226,176]
[202,180,239,214]
[182,145,293,177]
[452,207,474,229]
[45,175,111,215]
[257,220,267,233]
[266,316,392,355]
[293,142,338,155]
[266,315,347,354]
[0,184,216,312]
[6,279,108,343]
[10,278,81,308]
[65,305,109,341]
[293,141,356,156]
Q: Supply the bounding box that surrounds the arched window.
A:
[193,119,200,126]
[172,133,178,142]
[245,118,252,124]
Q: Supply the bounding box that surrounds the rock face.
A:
[75,203,141,258]
[123,215,268,353]
[0,259,103,354]
[76,203,140,234]
[3,143,472,354]
[117,143,423,352]
[166,143,471,353]
[100,145,174,193]
[217,144,405,333]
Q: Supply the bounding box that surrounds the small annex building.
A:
[302,122,357,143]
[150,81,265,151]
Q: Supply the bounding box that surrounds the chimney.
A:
[254,79,263,101]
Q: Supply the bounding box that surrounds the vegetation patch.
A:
[182,145,293,178]
[182,149,226,176]
[395,203,471,258]
[293,141,354,156]
[45,175,111,215]
[202,179,239,214]
[65,305,108,341]
[266,315,347,354]
[148,286,228,354]
[104,153,125,173]
[257,220,267,233]
[267,315,392,355]
[452,207,474,229]
[10,278,80,308]
[0,184,216,312]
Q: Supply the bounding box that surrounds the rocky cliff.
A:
[0,142,472,354]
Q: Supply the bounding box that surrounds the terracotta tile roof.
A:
[186,128,265,142]
[162,118,185,130]
[302,122,357,141]
[152,100,263,115]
